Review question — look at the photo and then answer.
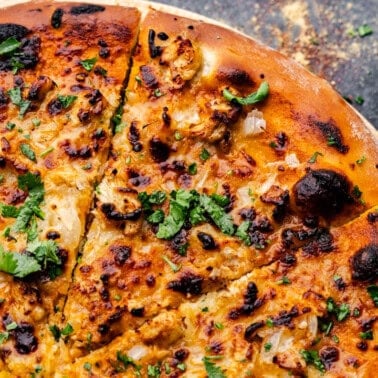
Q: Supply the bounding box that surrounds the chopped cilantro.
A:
[112,105,124,132]
[116,351,142,376]
[308,151,323,164]
[356,155,366,165]
[6,122,16,130]
[162,255,181,273]
[367,285,378,307]
[188,162,197,175]
[49,325,61,341]
[61,323,73,336]
[201,306,209,312]
[300,349,325,373]
[223,81,269,106]
[32,118,41,127]
[0,204,20,218]
[83,362,92,371]
[40,147,54,158]
[174,130,183,140]
[0,332,9,345]
[6,321,17,331]
[332,335,339,343]
[266,318,274,328]
[360,330,373,340]
[149,191,166,204]
[80,57,97,71]
[264,342,272,352]
[177,363,186,371]
[147,364,161,377]
[135,75,142,84]
[327,136,337,146]
[147,210,164,224]
[353,308,361,317]
[57,94,77,109]
[326,297,350,321]
[200,148,210,161]
[20,144,36,162]
[177,243,188,256]
[11,58,24,74]
[202,356,226,378]
[277,276,291,285]
[269,141,278,148]
[0,247,41,278]
[7,87,31,117]
[154,88,164,97]
[210,194,230,207]
[352,185,362,199]
[0,37,21,55]
[358,24,373,37]
[235,221,252,246]
[214,322,224,330]
[164,362,171,374]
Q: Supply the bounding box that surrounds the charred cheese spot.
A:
[244,320,265,342]
[149,137,170,162]
[293,169,352,217]
[101,203,142,222]
[216,66,254,87]
[351,244,378,282]
[0,23,29,41]
[27,76,54,101]
[109,244,131,266]
[167,271,203,295]
[51,8,64,29]
[60,141,92,159]
[140,65,159,90]
[69,4,105,15]
[148,29,163,58]
[13,323,38,355]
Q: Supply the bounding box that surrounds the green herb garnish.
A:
[300,349,325,373]
[200,148,210,161]
[367,285,378,307]
[308,151,323,164]
[223,81,269,106]
[162,255,181,273]
[202,356,226,378]
[20,143,36,162]
[80,57,97,71]
[57,94,77,109]
[0,37,21,55]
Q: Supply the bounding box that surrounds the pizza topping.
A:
[293,169,352,217]
[260,186,290,222]
[140,65,159,89]
[351,244,378,282]
[242,109,266,136]
[48,95,77,116]
[367,211,378,223]
[128,122,143,152]
[319,346,339,370]
[0,23,29,43]
[100,203,142,222]
[167,271,203,295]
[269,132,289,154]
[149,137,170,162]
[309,118,349,154]
[223,81,269,106]
[28,76,54,102]
[110,245,131,266]
[8,87,30,117]
[13,322,38,355]
[69,4,105,15]
[197,232,218,250]
[51,8,64,29]
[60,141,92,159]
[148,29,162,58]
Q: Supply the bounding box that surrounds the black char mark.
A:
[310,117,349,154]
[61,141,92,159]
[0,23,29,42]
[293,169,352,217]
[167,271,203,295]
[320,346,339,370]
[351,244,378,282]
[51,8,64,29]
[140,65,159,89]
[229,282,264,319]
[128,122,143,152]
[244,321,265,342]
[272,306,299,328]
[13,323,38,355]
[110,245,131,266]
[197,232,218,250]
[69,4,105,15]
[148,29,162,58]
[216,67,254,87]
[101,203,142,222]
[149,137,170,163]
[260,185,290,223]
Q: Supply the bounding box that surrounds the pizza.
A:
[0,1,377,377]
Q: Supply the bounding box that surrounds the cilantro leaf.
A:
[199,195,235,235]
[57,95,77,109]
[300,349,325,373]
[147,364,161,377]
[189,206,206,225]
[149,191,166,205]
[61,323,73,336]
[223,81,269,106]
[156,201,185,239]
[80,57,97,71]
[0,247,41,278]
[0,332,9,345]
[235,221,252,246]
[49,325,61,341]
[27,239,60,268]
[367,285,378,307]
[0,204,20,218]
[20,143,36,162]
[18,172,43,191]
[202,356,226,378]
[0,37,21,55]
[147,209,164,224]
[7,87,31,117]
[200,148,210,161]
[326,297,350,321]
[162,255,181,272]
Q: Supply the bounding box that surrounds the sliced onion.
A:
[242,109,266,136]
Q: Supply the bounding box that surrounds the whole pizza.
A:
[0,1,377,377]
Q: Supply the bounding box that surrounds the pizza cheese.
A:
[0,2,377,377]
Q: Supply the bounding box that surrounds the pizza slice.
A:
[59,207,377,377]
[62,5,377,361]
[0,2,140,375]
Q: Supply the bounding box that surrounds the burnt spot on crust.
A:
[157,32,169,41]
[0,24,29,42]
[69,4,105,15]
[351,244,378,282]
[149,137,170,163]
[309,117,349,154]
[140,65,159,89]
[167,271,203,295]
[51,8,64,29]
[46,231,60,240]
[0,88,9,108]
[244,321,265,342]
[28,76,54,102]
[271,306,300,328]
[130,307,144,317]
[367,211,378,223]
[216,67,254,87]
[293,169,352,217]
[13,322,38,355]
[148,29,162,58]
[101,203,141,222]
[128,122,143,152]
[302,228,334,255]
[197,232,218,250]
[60,141,92,159]
[110,245,131,266]
[127,169,151,187]
[270,132,289,155]
[260,185,290,222]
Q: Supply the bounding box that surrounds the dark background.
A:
[150,0,378,128]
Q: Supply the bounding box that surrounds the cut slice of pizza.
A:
[0,2,140,375]
[62,5,378,361]
[59,207,378,377]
